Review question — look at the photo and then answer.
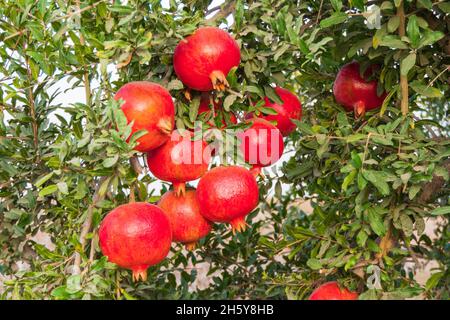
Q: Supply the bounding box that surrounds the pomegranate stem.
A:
[173,182,186,197]
[230,217,249,234]
[209,70,229,91]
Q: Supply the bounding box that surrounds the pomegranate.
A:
[238,118,284,176]
[158,189,211,250]
[173,27,241,91]
[197,93,237,129]
[146,130,211,196]
[196,166,259,233]
[333,61,386,116]
[309,281,359,300]
[114,81,175,152]
[98,202,172,282]
[246,87,302,136]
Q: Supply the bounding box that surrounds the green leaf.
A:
[274,43,290,62]
[400,53,416,76]
[35,172,54,188]
[57,182,69,195]
[38,184,58,197]
[408,184,421,200]
[345,134,367,143]
[320,12,347,28]
[406,15,420,48]
[367,207,386,236]
[438,2,450,13]
[410,80,443,98]
[430,206,450,216]
[167,79,183,91]
[362,170,390,195]
[292,120,314,135]
[379,35,408,49]
[417,0,432,9]
[331,0,343,11]
[223,94,237,112]
[426,272,444,290]
[264,86,283,105]
[189,96,201,122]
[65,275,82,294]
[103,154,119,168]
[387,16,400,33]
[259,107,278,115]
[400,214,414,236]
[342,170,357,192]
[306,258,322,270]
[356,229,368,247]
[372,135,393,146]
[418,30,444,48]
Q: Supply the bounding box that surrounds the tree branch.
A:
[72,176,108,275]
[397,1,409,116]
[24,35,40,163]
[206,1,236,23]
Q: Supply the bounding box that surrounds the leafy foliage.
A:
[0,0,448,299]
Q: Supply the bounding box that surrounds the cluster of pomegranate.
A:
[98,26,302,282]
[98,26,360,299]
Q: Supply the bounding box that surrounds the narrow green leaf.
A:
[39,185,58,197]
[320,12,347,28]
[430,206,450,216]
[400,53,416,76]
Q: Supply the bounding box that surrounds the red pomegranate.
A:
[309,281,359,300]
[98,202,172,282]
[197,94,237,129]
[173,27,241,91]
[146,130,211,196]
[196,166,259,233]
[238,118,284,176]
[333,61,386,116]
[114,81,175,152]
[158,189,211,250]
[246,87,302,136]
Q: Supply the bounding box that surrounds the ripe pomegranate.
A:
[146,130,211,196]
[158,189,211,250]
[173,27,241,91]
[238,118,284,176]
[333,61,386,116]
[196,166,259,233]
[99,202,172,282]
[114,81,175,152]
[197,93,237,129]
[246,87,302,136]
[309,281,359,300]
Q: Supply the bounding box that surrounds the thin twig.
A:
[72,176,108,275]
[427,65,449,88]
[50,0,107,23]
[315,0,324,24]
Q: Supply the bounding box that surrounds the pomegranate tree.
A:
[173,27,241,91]
[238,118,284,176]
[309,281,359,300]
[247,87,302,136]
[98,202,172,282]
[158,189,211,250]
[146,130,211,196]
[114,81,175,152]
[196,166,259,233]
[333,61,386,116]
